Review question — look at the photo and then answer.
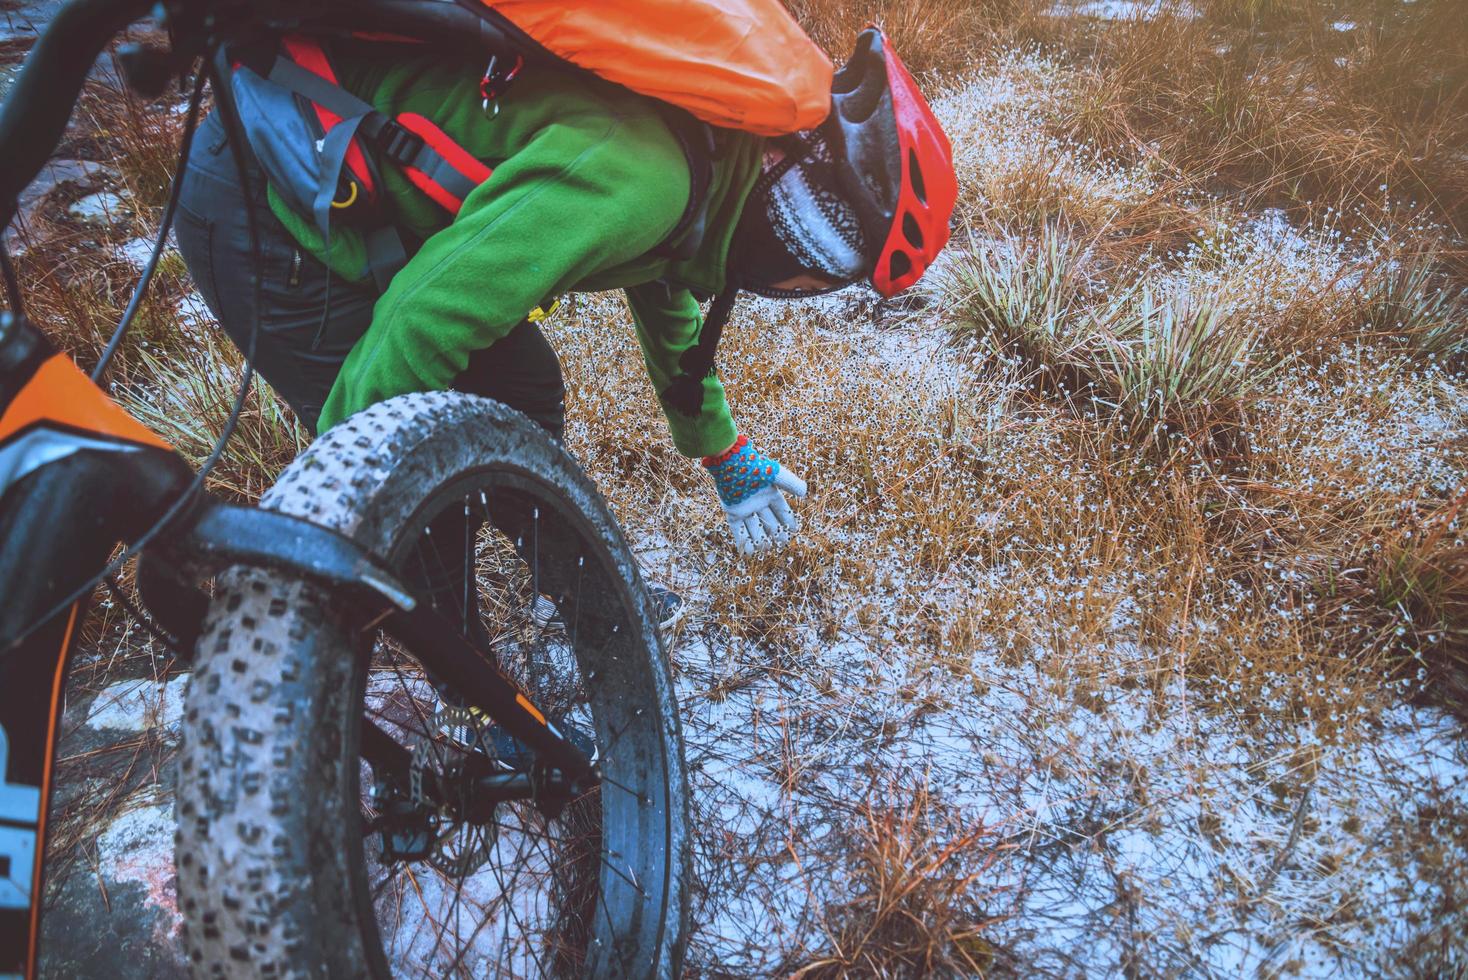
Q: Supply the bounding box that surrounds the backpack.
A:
[476,0,833,135]
[225,1,832,288]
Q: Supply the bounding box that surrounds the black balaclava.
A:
[663,133,870,418]
[732,132,869,298]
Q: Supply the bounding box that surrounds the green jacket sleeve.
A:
[625,282,738,458]
[316,103,690,432]
[622,283,739,460]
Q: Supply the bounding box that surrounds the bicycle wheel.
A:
[175,391,689,978]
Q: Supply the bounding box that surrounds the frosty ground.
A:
[13,0,1468,976]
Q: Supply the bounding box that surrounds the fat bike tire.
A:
[174,391,689,978]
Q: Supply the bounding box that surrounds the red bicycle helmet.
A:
[824,27,958,296]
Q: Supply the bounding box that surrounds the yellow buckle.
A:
[527,297,562,324]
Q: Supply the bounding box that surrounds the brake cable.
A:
[91,59,208,382]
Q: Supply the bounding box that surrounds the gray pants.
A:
[174,109,567,439]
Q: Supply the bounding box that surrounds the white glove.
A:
[702,435,808,555]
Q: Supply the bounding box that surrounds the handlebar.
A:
[0,0,157,227]
[0,0,515,230]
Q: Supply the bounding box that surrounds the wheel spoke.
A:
[484,835,554,977]
[361,470,669,975]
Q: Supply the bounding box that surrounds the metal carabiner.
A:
[479,52,524,120]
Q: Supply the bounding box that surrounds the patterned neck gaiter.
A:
[733,134,868,297]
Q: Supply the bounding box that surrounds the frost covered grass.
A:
[116,323,307,500]
[12,1,1468,975]
[940,228,1276,454]
[552,4,1468,969]
[556,286,1468,974]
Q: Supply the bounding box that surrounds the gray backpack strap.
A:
[266,54,417,287]
[268,55,380,126]
[310,114,368,242]
[270,53,484,213]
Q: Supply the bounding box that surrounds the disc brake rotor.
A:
[410,706,502,876]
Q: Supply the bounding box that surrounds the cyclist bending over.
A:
[175,28,956,582]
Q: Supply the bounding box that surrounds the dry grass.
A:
[554,3,1468,968]
[116,324,307,499]
[784,0,1052,80]
[1059,0,1468,235]
[15,2,1468,973]
[787,782,1006,977]
[940,227,1277,454]
[73,58,194,213]
[1373,493,1468,717]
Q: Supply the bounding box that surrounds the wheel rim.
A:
[350,466,675,978]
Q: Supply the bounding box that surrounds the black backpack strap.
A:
[659,283,738,418]
[650,106,716,261]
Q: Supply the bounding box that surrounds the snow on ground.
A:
[85,674,189,732]
[673,619,1468,973]
[33,28,1468,977]
[932,51,1161,229]
[650,289,1468,974]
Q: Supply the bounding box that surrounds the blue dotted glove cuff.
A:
[703,435,780,507]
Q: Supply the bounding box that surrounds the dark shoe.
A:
[647,584,686,633]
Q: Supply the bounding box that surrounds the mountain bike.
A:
[0,0,689,976]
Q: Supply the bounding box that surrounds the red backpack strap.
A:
[260,34,500,289]
[393,114,493,212]
[279,35,378,200]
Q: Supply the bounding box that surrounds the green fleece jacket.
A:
[270,41,764,456]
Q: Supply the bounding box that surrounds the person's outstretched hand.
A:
[702,435,807,555]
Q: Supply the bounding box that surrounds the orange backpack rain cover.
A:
[475,0,834,135]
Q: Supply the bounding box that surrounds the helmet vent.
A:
[908,149,927,205]
[902,212,924,250]
[888,250,913,283]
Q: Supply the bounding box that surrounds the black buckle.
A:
[377,121,426,168]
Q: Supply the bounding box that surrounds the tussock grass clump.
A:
[1356,247,1468,361]
[117,326,307,501]
[1087,285,1274,447]
[931,51,1172,236]
[788,782,1003,978]
[74,44,199,212]
[943,228,1275,453]
[2,231,198,369]
[941,228,1083,366]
